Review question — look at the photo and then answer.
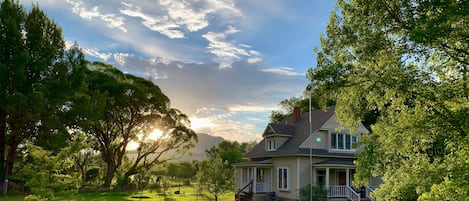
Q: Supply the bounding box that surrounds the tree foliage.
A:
[0,0,86,195]
[75,62,196,190]
[197,157,233,201]
[308,0,468,200]
[205,140,254,166]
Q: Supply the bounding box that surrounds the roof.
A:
[262,123,296,137]
[312,158,355,167]
[233,159,273,167]
[244,106,336,159]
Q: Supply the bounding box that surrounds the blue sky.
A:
[21,0,336,142]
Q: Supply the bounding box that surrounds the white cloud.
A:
[247,57,262,63]
[228,104,278,112]
[260,67,303,76]
[202,31,249,59]
[120,2,186,39]
[204,0,242,17]
[113,53,130,66]
[82,47,112,61]
[66,0,127,32]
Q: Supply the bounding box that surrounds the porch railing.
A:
[329,185,347,197]
[346,186,361,201]
[236,180,253,201]
[366,186,377,201]
[329,186,360,201]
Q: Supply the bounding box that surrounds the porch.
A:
[313,161,364,201]
[238,166,273,193]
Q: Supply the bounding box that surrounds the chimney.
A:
[293,107,301,123]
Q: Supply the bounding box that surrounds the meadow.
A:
[1,185,234,201]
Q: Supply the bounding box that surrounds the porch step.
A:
[235,191,253,201]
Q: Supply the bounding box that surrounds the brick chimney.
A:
[293,107,301,123]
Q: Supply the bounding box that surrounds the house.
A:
[234,107,379,201]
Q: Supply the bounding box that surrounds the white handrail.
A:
[346,186,360,201]
[366,186,377,201]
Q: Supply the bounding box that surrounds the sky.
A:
[20,0,337,142]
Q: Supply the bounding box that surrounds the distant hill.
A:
[127,133,224,162]
[177,133,224,161]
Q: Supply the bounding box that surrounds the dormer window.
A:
[331,133,357,151]
[267,138,276,151]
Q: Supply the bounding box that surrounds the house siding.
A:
[272,157,297,199]
[299,130,328,149]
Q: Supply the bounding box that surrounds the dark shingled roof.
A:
[245,106,336,159]
[262,123,296,137]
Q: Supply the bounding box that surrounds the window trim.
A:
[266,138,276,151]
[277,167,290,191]
[330,132,358,151]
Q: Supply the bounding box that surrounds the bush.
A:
[299,184,328,201]
[23,195,48,201]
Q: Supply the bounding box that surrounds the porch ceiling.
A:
[312,159,355,167]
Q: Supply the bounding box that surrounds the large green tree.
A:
[0,0,86,195]
[308,0,468,200]
[77,62,196,190]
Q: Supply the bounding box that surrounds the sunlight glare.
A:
[148,129,164,140]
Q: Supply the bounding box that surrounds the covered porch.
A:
[234,160,273,194]
[312,159,363,201]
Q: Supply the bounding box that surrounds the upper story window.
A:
[331,133,357,150]
[266,138,276,151]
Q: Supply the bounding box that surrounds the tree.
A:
[197,157,233,201]
[77,62,196,190]
[308,0,468,200]
[0,1,86,195]
[206,141,246,166]
[269,96,335,123]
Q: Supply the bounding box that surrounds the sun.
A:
[148,129,164,140]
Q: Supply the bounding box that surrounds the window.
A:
[267,138,276,151]
[242,168,252,183]
[331,133,357,150]
[256,168,264,182]
[317,170,326,186]
[278,167,289,190]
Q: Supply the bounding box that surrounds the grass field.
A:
[1,185,234,201]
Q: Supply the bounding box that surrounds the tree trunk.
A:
[102,161,116,191]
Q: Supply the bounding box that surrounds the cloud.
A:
[66,0,127,32]
[228,104,278,112]
[120,2,187,39]
[110,55,307,142]
[260,67,304,76]
[119,0,241,39]
[202,26,262,67]
[247,57,262,63]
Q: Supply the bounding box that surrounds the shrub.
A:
[299,184,328,201]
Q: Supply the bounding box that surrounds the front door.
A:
[339,172,346,185]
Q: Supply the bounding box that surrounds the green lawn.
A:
[1,186,234,201]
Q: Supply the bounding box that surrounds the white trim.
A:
[277,166,290,191]
[297,158,301,198]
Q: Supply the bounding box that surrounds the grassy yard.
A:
[1,185,234,201]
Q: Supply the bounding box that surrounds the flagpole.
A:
[309,90,313,201]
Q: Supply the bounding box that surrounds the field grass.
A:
[1,185,234,201]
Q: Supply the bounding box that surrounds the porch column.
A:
[346,168,350,186]
[312,167,317,184]
[253,167,257,193]
[325,167,330,187]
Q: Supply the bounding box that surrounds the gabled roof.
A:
[262,123,296,137]
[245,106,336,159]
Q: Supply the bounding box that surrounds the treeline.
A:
[0,0,205,198]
